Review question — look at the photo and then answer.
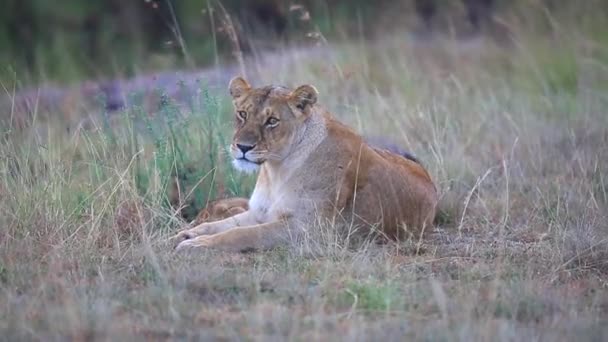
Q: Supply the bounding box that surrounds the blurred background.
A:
[3,0,607,120]
[2,0,598,83]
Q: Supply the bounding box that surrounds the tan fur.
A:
[172,77,438,252]
[192,197,249,225]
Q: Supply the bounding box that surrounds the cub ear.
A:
[290,84,318,111]
[229,76,251,99]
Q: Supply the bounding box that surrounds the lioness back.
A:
[316,117,437,239]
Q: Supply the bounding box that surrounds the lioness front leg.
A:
[175,220,298,253]
[170,210,260,244]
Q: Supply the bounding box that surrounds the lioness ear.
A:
[290,84,318,112]
[229,76,251,99]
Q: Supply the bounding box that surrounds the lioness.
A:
[172,77,438,252]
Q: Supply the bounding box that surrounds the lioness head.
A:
[228,77,318,173]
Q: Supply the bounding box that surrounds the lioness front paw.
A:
[175,235,214,252]
[169,230,196,247]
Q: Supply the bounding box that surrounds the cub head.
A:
[228,76,318,173]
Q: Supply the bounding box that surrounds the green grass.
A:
[1,10,608,341]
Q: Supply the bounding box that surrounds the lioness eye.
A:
[237,111,247,120]
[265,117,279,127]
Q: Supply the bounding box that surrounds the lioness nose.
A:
[236,144,255,154]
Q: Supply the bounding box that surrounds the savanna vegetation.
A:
[1,0,607,340]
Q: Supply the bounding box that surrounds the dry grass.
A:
[1,12,608,341]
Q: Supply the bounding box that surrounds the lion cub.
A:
[172,77,438,252]
[192,197,249,225]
